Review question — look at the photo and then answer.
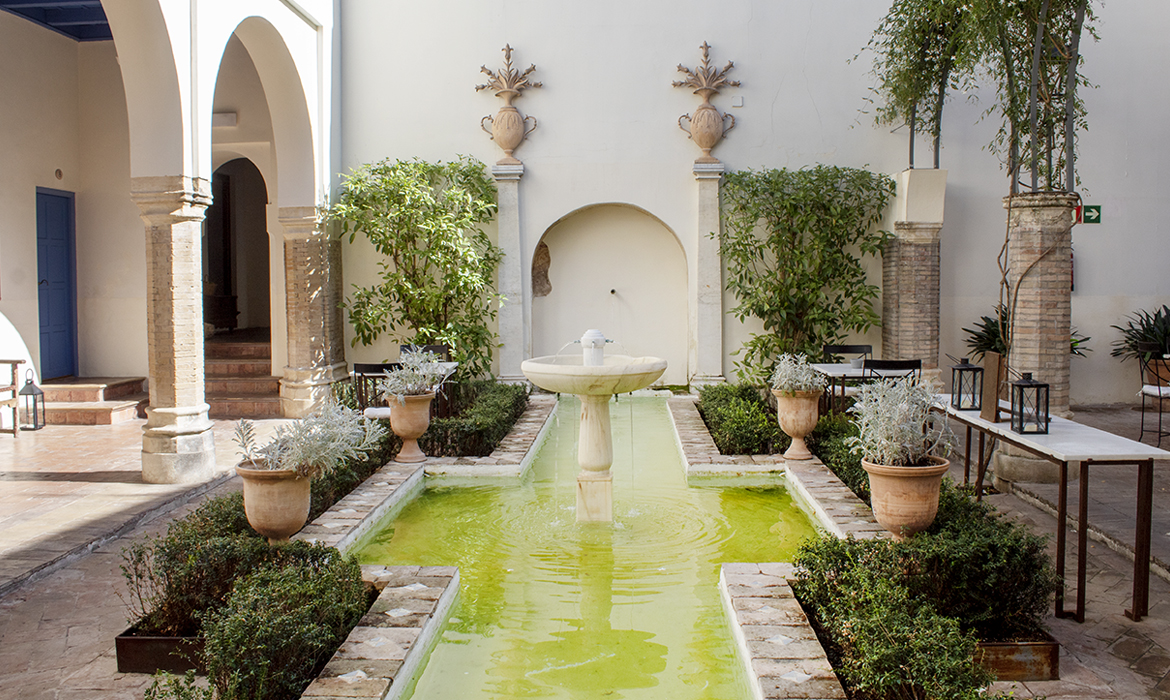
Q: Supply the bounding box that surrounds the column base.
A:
[992,442,1077,486]
[689,374,726,389]
[281,362,349,418]
[577,471,613,522]
[141,404,216,484]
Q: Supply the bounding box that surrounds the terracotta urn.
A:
[235,460,310,544]
[391,392,435,463]
[862,456,950,539]
[679,88,734,162]
[481,90,535,164]
[772,389,822,461]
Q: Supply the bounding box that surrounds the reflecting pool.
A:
[355,396,818,699]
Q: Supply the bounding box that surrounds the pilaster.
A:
[882,221,942,371]
[130,175,216,484]
[692,161,725,387]
[280,207,348,418]
[493,163,527,383]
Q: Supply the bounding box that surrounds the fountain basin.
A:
[520,355,667,396]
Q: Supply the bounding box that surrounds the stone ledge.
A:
[423,394,556,478]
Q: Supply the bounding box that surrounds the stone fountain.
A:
[521,330,667,522]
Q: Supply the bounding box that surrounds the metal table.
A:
[811,363,915,413]
[935,395,1170,623]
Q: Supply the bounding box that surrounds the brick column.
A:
[493,163,526,383]
[131,176,216,484]
[1006,192,1076,418]
[280,207,348,418]
[882,222,941,370]
[692,161,725,386]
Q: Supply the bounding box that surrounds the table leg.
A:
[974,432,987,502]
[964,425,972,485]
[1056,461,1069,618]
[1077,460,1089,623]
[1127,459,1154,622]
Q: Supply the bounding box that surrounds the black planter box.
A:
[115,626,206,675]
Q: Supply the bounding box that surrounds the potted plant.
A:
[770,354,827,460]
[848,375,953,539]
[379,349,456,463]
[1111,305,1170,362]
[234,403,385,543]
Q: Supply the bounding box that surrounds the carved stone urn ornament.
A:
[477,45,541,165]
[674,42,740,163]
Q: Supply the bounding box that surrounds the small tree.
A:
[327,157,502,378]
[720,166,895,384]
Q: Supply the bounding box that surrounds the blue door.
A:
[36,189,78,380]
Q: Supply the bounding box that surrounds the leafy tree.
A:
[327,157,502,378]
[719,166,895,384]
[863,0,979,169]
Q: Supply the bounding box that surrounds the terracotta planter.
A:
[772,389,822,460]
[235,460,310,544]
[862,456,950,539]
[391,393,435,463]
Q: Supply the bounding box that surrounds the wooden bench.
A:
[0,359,25,437]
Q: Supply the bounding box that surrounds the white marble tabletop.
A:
[934,395,1170,463]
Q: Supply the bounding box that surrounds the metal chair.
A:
[351,362,400,409]
[822,344,872,364]
[862,358,922,380]
[1137,341,1170,446]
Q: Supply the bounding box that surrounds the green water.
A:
[355,396,819,699]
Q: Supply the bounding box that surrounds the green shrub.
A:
[144,670,213,700]
[808,413,868,501]
[697,384,789,454]
[420,380,528,456]
[202,549,370,700]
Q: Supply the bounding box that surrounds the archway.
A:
[203,158,271,332]
[532,204,688,387]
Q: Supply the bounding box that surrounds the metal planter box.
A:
[976,632,1059,682]
[115,626,205,675]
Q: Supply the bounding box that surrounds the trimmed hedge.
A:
[420,380,528,457]
[696,383,789,455]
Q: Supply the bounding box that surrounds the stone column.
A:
[692,161,725,386]
[882,222,941,370]
[493,163,527,383]
[1006,192,1077,417]
[131,176,216,484]
[280,207,348,418]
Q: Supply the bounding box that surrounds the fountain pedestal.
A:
[520,331,666,523]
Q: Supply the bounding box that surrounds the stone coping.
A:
[300,565,459,700]
[720,563,845,700]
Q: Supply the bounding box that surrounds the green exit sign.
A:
[1079,204,1101,224]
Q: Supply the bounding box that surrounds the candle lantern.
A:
[1010,372,1049,435]
[18,370,44,431]
[950,358,984,411]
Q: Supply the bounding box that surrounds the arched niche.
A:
[531,204,688,386]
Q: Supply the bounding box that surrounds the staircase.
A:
[42,377,148,425]
[205,330,282,419]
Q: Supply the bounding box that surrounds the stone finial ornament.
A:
[674,42,740,163]
[477,45,542,165]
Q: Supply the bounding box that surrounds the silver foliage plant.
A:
[770,353,828,394]
[847,375,953,467]
[233,401,386,480]
[379,349,455,405]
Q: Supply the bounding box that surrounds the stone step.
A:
[41,377,146,403]
[205,358,272,377]
[205,341,271,360]
[44,393,148,425]
[208,396,282,419]
[205,376,281,395]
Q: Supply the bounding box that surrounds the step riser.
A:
[206,361,272,377]
[42,379,145,403]
[46,403,142,426]
[208,399,282,419]
[205,343,271,360]
[206,378,281,395]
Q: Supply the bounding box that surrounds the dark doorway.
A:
[203,159,270,332]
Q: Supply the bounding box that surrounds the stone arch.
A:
[531,203,689,386]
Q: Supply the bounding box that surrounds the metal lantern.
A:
[1010,372,1049,435]
[950,357,984,411]
[18,369,44,431]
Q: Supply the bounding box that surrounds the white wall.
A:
[339,0,1168,402]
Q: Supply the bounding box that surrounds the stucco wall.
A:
[338,0,1168,402]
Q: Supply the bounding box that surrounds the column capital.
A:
[892,221,943,242]
[492,163,526,181]
[130,175,212,224]
[279,206,324,240]
[693,161,726,180]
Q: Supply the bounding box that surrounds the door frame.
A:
[35,187,79,380]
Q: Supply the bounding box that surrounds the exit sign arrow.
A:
[1079,204,1101,224]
